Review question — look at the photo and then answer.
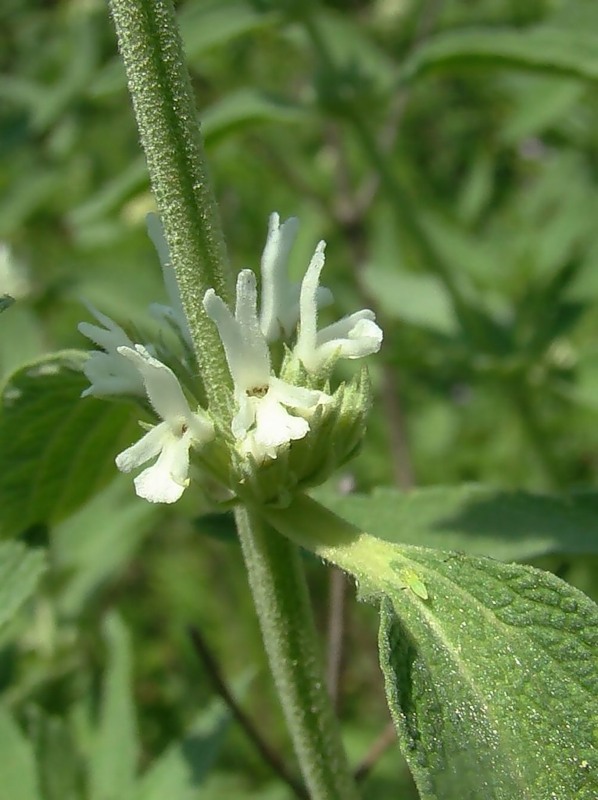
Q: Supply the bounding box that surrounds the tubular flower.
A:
[78,304,146,398]
[259,212,332,343]
[115,345,214,503]
[204,269,330,461]
[294,241,383,373]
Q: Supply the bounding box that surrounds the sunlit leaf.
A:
[378,548,598,799]
[314,485,598,562]
[265,496,598,799]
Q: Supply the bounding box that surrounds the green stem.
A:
[234,507,360,800]
[108,0,232,414]
[260,494,392,586]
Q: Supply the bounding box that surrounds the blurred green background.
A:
[1,0,598,797]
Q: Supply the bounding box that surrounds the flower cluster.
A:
[79,213,382,503]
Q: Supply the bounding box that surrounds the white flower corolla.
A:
[294,241,383,373]
[204,269,330,461]
[146,213,193,348]
[78,305,146,398]
[259,212,332,343]
[115,345,214,503]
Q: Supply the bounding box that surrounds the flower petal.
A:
[231,391,256,439]
[259,212,300,341]
[204,271,270,391]
[133,433,191,503]
[115,423,167,473]
[316,313,383,363]
[269,376,330,411]
[78,304,133,352]
[253,393,309,450]
[81,350,145,397]
[117,345,193,422]
[295,241,327,366]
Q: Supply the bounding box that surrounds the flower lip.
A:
[259,212,300,342]
[204,270,330,462]
[78,303,146,398]
[114,344,214,503]
[203,270,271,393]
[259,212,333,343]
[294,241,383,373]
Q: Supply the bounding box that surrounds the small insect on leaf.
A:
[398,567,429,600]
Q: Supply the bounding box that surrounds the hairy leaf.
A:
[0,352,138,538]
[264,496,598,800]
[378,550,598,799]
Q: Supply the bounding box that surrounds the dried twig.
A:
[354,721,397,783]
[187,626,308,800]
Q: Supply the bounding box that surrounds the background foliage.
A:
[1,0,598,797]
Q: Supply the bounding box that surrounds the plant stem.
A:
[108,0,232,414]
[234,506,360,800]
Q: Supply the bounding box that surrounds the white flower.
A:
[259,212,332,343]
[204,269,329,461]
[294,241,383,373]
[115,345,214,503]
[146,213,193,348]
[78,305,146,398]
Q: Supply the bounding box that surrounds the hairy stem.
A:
[108,0,232,414]
[234,507,360,800]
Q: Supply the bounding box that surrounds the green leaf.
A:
[89,0,276,99]
[89,613,138,800]
[181,0,277,63]
[264,496,598,800]
[361,266,457,335]
[0,541,46,630]
[0,710,41,800]
[202,90,306,144]
[0,351,138,538]
[134,697,231,800]
[54,478,158,616]
[311,8,396,93]
[402,27,598,83]
[27,709,81,800]
[378,551,598,799]
[0,306,46,382]
[314,485,598,561]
